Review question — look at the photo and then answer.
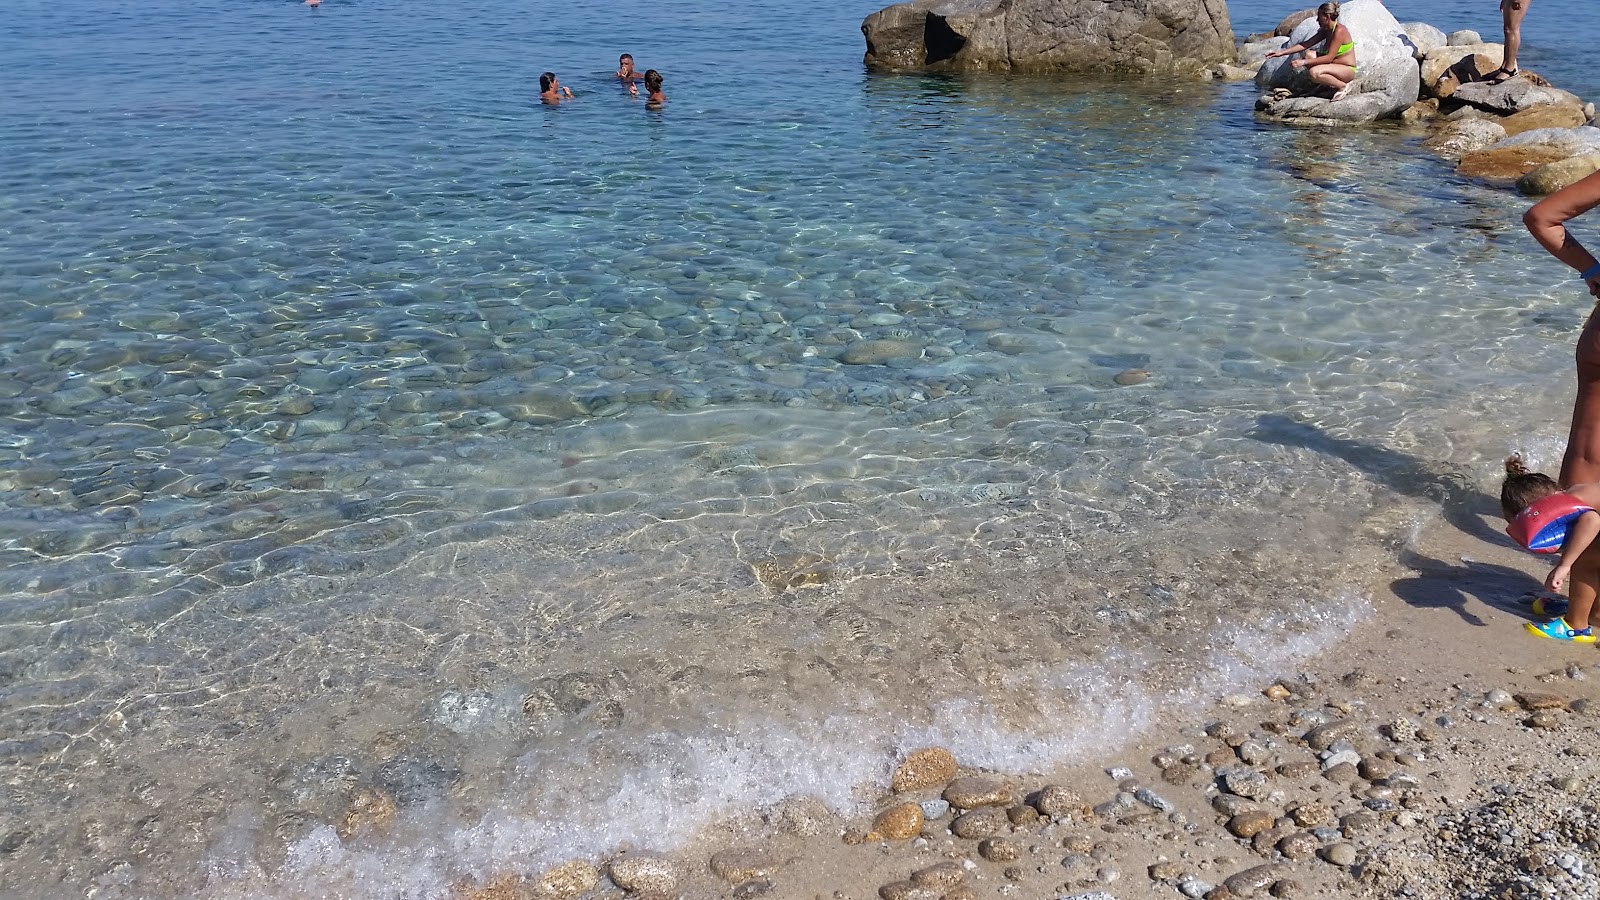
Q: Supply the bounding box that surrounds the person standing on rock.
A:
[1489,0,1530,84]
[1263,2,1357,101]
[1525,170,1600,485]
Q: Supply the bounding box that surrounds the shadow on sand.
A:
[1247,414,1547,626]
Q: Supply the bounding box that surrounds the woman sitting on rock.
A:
[1264,2,1358,102]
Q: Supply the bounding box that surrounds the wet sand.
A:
[451,482,1600,900]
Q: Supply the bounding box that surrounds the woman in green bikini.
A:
[1264,2,1358,101]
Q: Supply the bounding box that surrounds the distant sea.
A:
[0,0,1592,895]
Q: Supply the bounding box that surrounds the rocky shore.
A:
[445,491,1600,900]
[1231,0,1598,195]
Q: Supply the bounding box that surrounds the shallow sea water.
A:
[0,0,1595,895]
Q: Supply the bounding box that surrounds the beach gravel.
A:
[1032,784,1087,819]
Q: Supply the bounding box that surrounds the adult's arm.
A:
[1525,169,1600,298]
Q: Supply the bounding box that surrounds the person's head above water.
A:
[1502,455,1562,519]
[540,72,557,93]
[644,69,663,93]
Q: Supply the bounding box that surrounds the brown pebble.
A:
[842,827,868,845]
[944,776,1013,810]
[709,848,773,883]
[1515,691,1569,711]
[1227,811,1276,839]
[950,807,1007,840]
[1527,711,1562,730]
[338,786,397,841]
[1270,878,1303,898]
[872,803,924,841]
[1002,866,1026,881]
[1262,684,1291,701]
[535,861,600,900]
[1321,762,1360,784]
[1149,861,1186,881]
[893,748,959,792]
[1206,747,1236,767]
[1276,831,1320,861]
[1006,804,1040,826]
[942,887,979,900]
[979,837,1021,862]
[1113,369,1150,385]
[1223,864,1287,895]
[1031,784,1087,819]
[1276,760,1318,779]
[877,880,939,900]
[1161,762,1202,785]
[910,861,965,888]
[1288,803,1332,827]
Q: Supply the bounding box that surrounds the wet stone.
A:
[1228,811,1276,839]
[1277,832,1320,861]
[1304,720,1362,751]
[873,802,925,840]
[608,854,677,895]
[1032,784,1086,819]
[1275,760,1317,778]
[943,776,1013,809]
[1288,803,1332,827]
[893,747,958,792]
[1514,691,1569,711]
[336,786,397,840]
[920,799,951,821]
[877,881,939,900]
[537,860,600,899]
[776,796,831,837]
[1321,762,1360,785]
[709,848,772,883]
[950,806,1006,839]
[1223,864,1286,896]
[980,837,1022,861]
[1006,803,1039,826]
[1220,767,1271,800]
[909,861,965,888]
[1323,843,1358,866]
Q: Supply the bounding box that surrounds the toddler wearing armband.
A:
[1503,455,1600,642]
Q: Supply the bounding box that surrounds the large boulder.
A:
[1423,118,1508,158]
[1239,37,1288,69]
[1398,22,1447,59]
[860,0,1233,75]
[1255,56,1420,124]
[1457,127,1600,181]
[1256,0,1410,93]
[1518,154,1600,196]
[1501,104,1590,137]
[1451,78,1586,115]
[1275,8,1315,37]
[1419,44,1503,99]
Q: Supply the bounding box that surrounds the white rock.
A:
[1399,22,1447,57]
[1447,30,1482,45]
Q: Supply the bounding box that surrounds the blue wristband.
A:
[1584,262,1600,281]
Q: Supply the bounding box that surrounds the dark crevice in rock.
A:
[923,14,966,66]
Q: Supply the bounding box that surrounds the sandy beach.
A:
[447,473,1600,900]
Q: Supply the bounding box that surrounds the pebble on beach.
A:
[892,748,958,792]
[872,802,925,840]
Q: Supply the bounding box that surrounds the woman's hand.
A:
[1290,58,1306,69]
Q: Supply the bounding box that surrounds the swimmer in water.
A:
[643,69,664,106]
[539,72,574,104]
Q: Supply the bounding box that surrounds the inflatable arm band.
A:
[1508,494,1597,554]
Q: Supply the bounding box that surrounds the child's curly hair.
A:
[1502,455,1561,519]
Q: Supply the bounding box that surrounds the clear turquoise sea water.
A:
[0,0,1594,895]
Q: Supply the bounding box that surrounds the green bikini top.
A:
[1335,41,1355,56]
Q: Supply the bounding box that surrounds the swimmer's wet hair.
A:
[1502,454,1560,519]
[540,72,556,93]
[644,69,663,92]
[1318,2,1339,19]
